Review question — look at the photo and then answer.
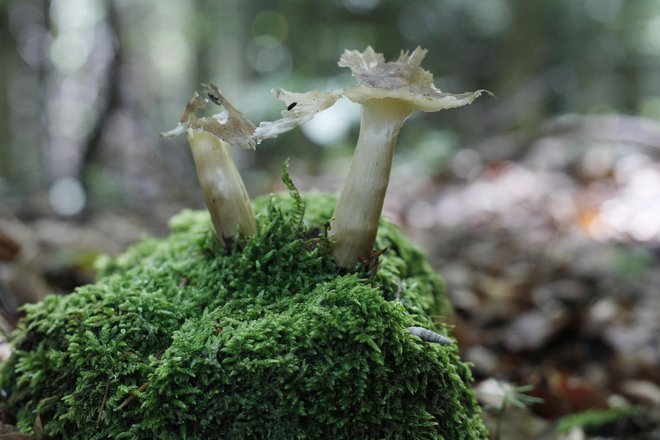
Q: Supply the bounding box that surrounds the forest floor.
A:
[395,115,660,439]
[1,115,659,439]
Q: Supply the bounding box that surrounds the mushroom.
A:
[161,48,489,257]
[162,83,257,245]
[162,83,338,246]
[330,47,492,267]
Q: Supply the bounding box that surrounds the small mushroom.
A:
[162,84,337,246]
[331,47,492,267]
[161,84,257,245]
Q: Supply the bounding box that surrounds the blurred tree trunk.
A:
[2,0,49,196]
[496,1,551,131]
[0,5,11,182]
[194,0,248,94]
[80,0,122,202]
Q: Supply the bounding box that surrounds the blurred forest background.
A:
[2,0,660,216]
[1,0,660,438]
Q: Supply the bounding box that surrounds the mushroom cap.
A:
[339,46,492,112]
[203,83,257,150]
[163,84,339,147]
[161,85,257,150]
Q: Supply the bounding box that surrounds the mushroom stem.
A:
[187,129,256,244]
[331,101,410,267]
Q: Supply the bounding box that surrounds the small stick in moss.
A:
[117,382,149,410]
[96,383,110,427]
[407,326,454,345]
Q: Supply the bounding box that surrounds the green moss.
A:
[1,192,487,439]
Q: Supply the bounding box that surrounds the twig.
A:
[407,327,454,345]
[96,383,110,427]
[117,382,148,410]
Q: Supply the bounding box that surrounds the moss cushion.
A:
[0,191,487,439]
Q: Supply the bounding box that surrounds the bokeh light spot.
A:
[301,98,360,146]
[50,32,91,72]
[49,176,86,216]
[465,0,511,37]
[398,4,437,41]
[247,36,292,74]
[584,0,622,24]
[251,10,288,42]
[639,96,660,120]
[149,32,192,87]
[51,0,103,29]
[639,15,660,54]
[452,149,483,179]
[342,0,381,14]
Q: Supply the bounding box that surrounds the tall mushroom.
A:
[331,47,492,267]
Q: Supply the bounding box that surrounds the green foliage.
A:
[496,384,543,411]
[1,192,486,439]
[484,381,544,440]
[556,406,642,435]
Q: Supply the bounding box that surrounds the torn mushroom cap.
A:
[164,83,257,150]
[254,89,340,142]
[165,84,339,146]
[339,46,493,114]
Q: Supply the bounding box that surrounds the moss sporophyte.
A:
[0,48,491,439]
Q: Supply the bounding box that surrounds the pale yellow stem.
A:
[187,129,256,244]
[331,101,410,267]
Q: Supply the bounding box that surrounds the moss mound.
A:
[0,192,487,439]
